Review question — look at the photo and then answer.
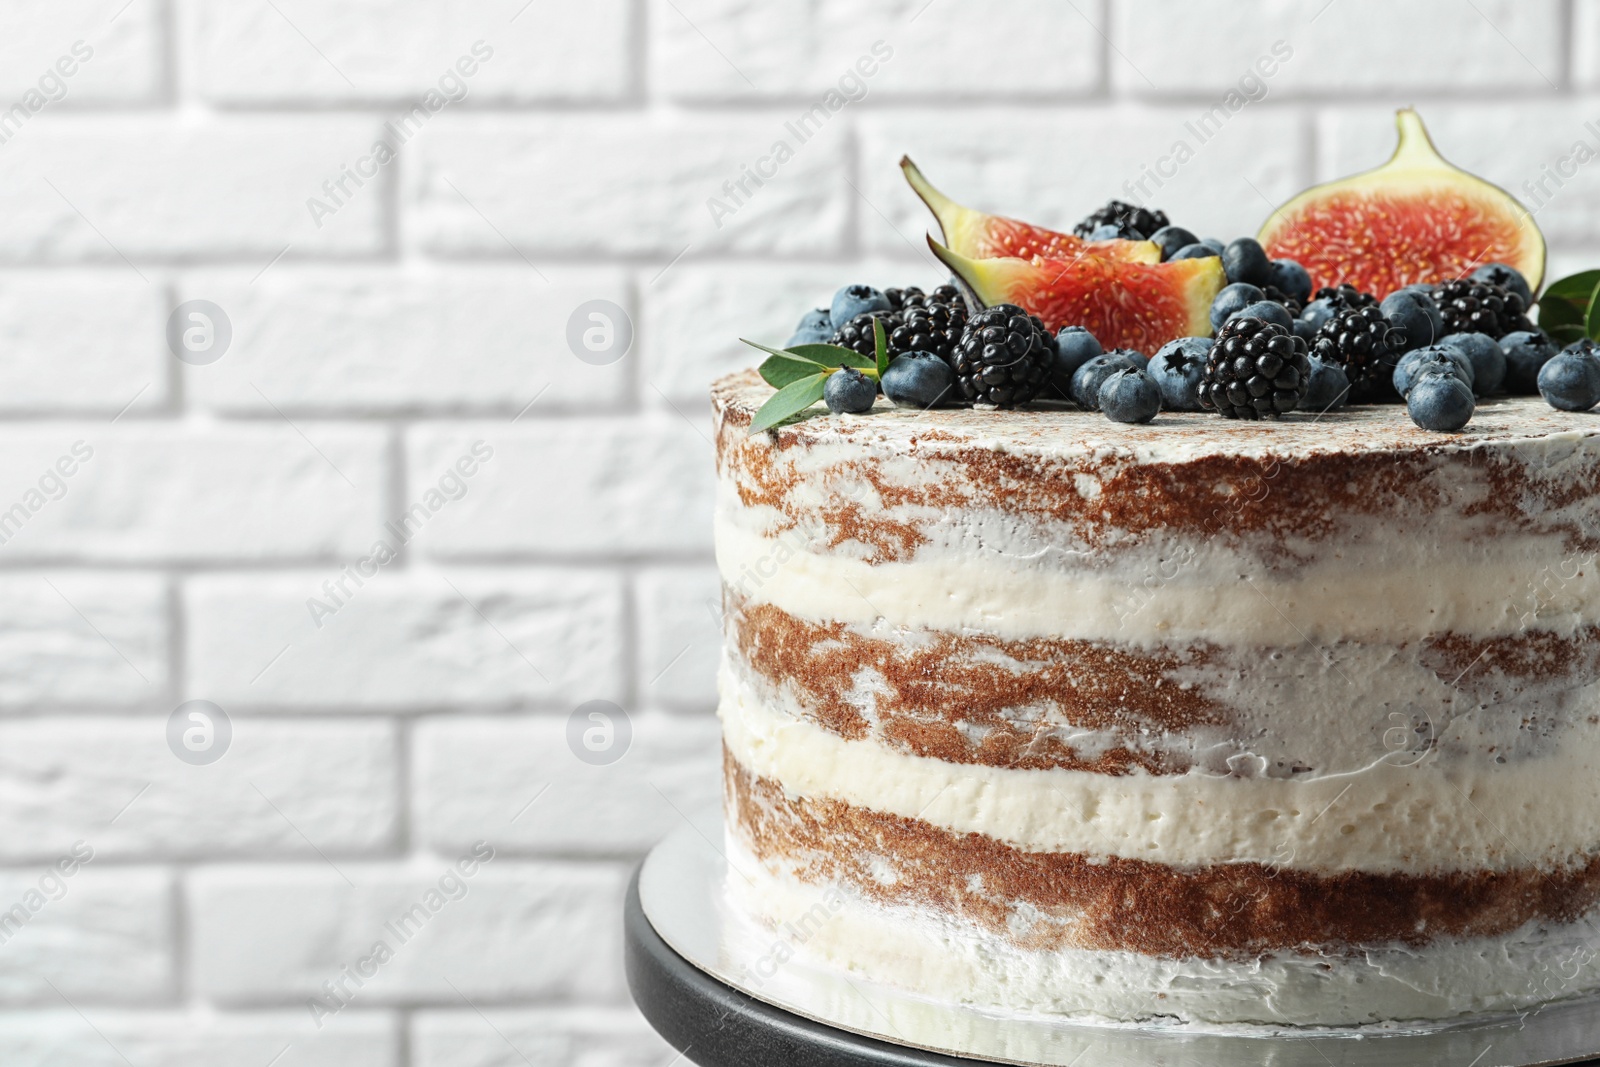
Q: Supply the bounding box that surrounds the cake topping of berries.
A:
[951,304,1053,407]
[823,366,878,414]
[1221,238,1273,288]
[1538,342,1600,412]
[830,284,890,326]
[1501,329,1558,394]
[1378,289,1444,352]
[1199,316,1311,419]
[1099,369,1162,424]
[1470,262,1533,307]
[881,351,957,409]
[1267,259,1312,304]
[1312,304,1405,403]
[888,289,968,362]
[884,286,924,312]
[1432,277,1531,339]
[1312,284,1378,313]
[1407,373,1475,431]
[1072,200,1170,240]
[829,310,900,359]
[1260,285,1304,318]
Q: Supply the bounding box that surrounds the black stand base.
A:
[624,868,985,1066]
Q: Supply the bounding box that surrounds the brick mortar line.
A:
[0,855,646,870]
[17,89,1600,123]
[0,559,713,575]
[0,702,715,718]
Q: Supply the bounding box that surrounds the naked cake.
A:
[700,109,1600,1028]
[712,373,1600,1026]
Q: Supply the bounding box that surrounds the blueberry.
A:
[1099,369,1162,423]
[1501,330,1558,394]
[1233,300,1294,332]
[1201,237,1226,255]
[1088,224,1123,241]
[823,366,877,414]
[1379,290,1444,352]
[1170,243,1220,261]
[1408,373,1475,431]
[1292,318,1319,342]
[1221,238,1273,287]
[1299,297,1339,333]
[1471,262,1533,307]
[1110,347,1150,372]
[1052,325,1104,399]
[1210,282,1266,331]
[1440,332,1505,395]
[1149,225,1200,261]
[1147,337,1212,412]
[880,351,955,408]
[1303,356,1351,412]
[787,324,834,346]
[1071,352,1142,410]
[1267,259,1312,303]
[1538,348,1600,412]
[796,307,832,334]
[1394,345,1473,396]
[830,285,890,328]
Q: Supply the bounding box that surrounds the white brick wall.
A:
[3,2,1597,1065]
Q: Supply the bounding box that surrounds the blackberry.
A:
[829,310,901,360]
[888,295,967,362]
[951,304,1053,406]
[1432,278,1531,339]
[1261,285,1304,318]
[1073,200,1170,240]
[1312,284,1377,313]
[884,286,924,312]
[1199,316,1311,419]
[1312,305,1405,403]
[1471,262,1533,308]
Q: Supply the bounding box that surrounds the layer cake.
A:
[712,368,1600,1027]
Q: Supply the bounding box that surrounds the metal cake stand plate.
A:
[626,820,1600,1067]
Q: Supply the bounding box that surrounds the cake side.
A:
[711,369,1600,1025]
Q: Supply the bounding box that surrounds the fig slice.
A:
[902,157,1160,264]
[930,237,1225,354]
[1258,109,1545,298]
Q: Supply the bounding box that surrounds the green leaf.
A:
[1586,283,1600,341]
[784,343,875,370]
[1541,270,1600,304]
[873,318,889,380]
[757,351,827,389]
[742,336,809,361]
[1540,294,1588,332]
[1548,323,1589,345]
[740,337,874,370]
[1537,271,1600,335]
[748,373,828,435]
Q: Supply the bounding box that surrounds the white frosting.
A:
[728,844,1600,1027]
[716,510,1600,644]
[715,383,1600,1024]
[720,665,1600,874]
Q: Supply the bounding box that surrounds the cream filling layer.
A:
[728,844,1600,1028]
[719,665,1600,874]
[715,511,1599,644]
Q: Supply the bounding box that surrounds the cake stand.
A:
[626,821,1600,1067]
